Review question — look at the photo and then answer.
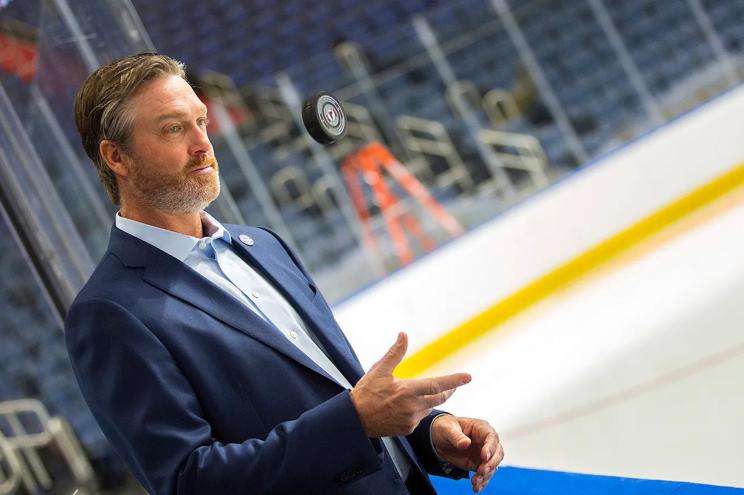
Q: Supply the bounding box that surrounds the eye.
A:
[197,117,210,127]
[166,124,182,134]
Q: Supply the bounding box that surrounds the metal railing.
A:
[0,399,98,494]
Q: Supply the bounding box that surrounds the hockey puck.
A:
[302,92,347,145]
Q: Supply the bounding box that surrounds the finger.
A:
[479,442,504,477]
[476,471,494,493]
[464,421,498,462]
[480,458,499,490]
[480,430,498,463]
[471,474,484,493]
[408,372,471,396]
[370,332,408,375]
[494,443,505,467]
[420,388,456,408]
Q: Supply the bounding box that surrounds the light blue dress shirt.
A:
[115,211,411,480]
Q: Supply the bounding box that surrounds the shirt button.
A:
[251,291,260,299]
[289,331,298,340]
[198,241,207,249]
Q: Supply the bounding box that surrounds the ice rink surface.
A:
[423,185,744,488]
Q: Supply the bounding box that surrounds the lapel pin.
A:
[239,234,255,246]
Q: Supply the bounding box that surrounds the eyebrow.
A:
[155,106,208,122]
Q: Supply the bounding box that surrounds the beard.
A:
[126,151,221,214]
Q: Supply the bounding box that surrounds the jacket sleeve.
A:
[65,297,384,495]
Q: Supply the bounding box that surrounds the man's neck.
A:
[119,204,203,238]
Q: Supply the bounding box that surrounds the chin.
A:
[192,181,221,212]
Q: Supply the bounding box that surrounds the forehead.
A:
[128,75,205,121]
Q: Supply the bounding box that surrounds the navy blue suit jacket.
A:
[65,225,465,494]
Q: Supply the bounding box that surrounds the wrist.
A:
[349,388,372,437]
[429,413,451,460]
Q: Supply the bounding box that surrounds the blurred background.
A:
[0,0,743,493]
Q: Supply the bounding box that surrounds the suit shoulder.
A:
[65,264,150,351]
[68,251,141,314]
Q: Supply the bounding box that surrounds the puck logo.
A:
[317,95,345,137]
[325,107,338,124]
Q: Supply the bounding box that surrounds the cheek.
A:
[131,134,195,171]
[137,150,187,176]
[152,144,187,166]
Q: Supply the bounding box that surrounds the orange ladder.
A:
[342,142,464,265]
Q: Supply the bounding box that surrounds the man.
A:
[66,53,503,494]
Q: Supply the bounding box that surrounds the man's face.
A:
[121,74,220,213]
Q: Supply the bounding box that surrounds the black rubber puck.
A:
[302,92,347,145]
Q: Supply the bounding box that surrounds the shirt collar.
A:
[115,210,231,262]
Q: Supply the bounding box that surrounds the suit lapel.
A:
[227,227,365,384]
[110,227,343,385]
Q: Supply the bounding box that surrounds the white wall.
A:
[334,84,744,371]
[434,186,744,487]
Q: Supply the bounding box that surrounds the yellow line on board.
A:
[396,162,744,378]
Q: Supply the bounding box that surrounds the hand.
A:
[431,415,504,493]
[349,332,471,438]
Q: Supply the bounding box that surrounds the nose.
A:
[189,123,213,157]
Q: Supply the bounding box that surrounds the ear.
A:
[99,139,130,178]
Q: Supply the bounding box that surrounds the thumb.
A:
[371,332,408,375]
[444,422,471,450]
